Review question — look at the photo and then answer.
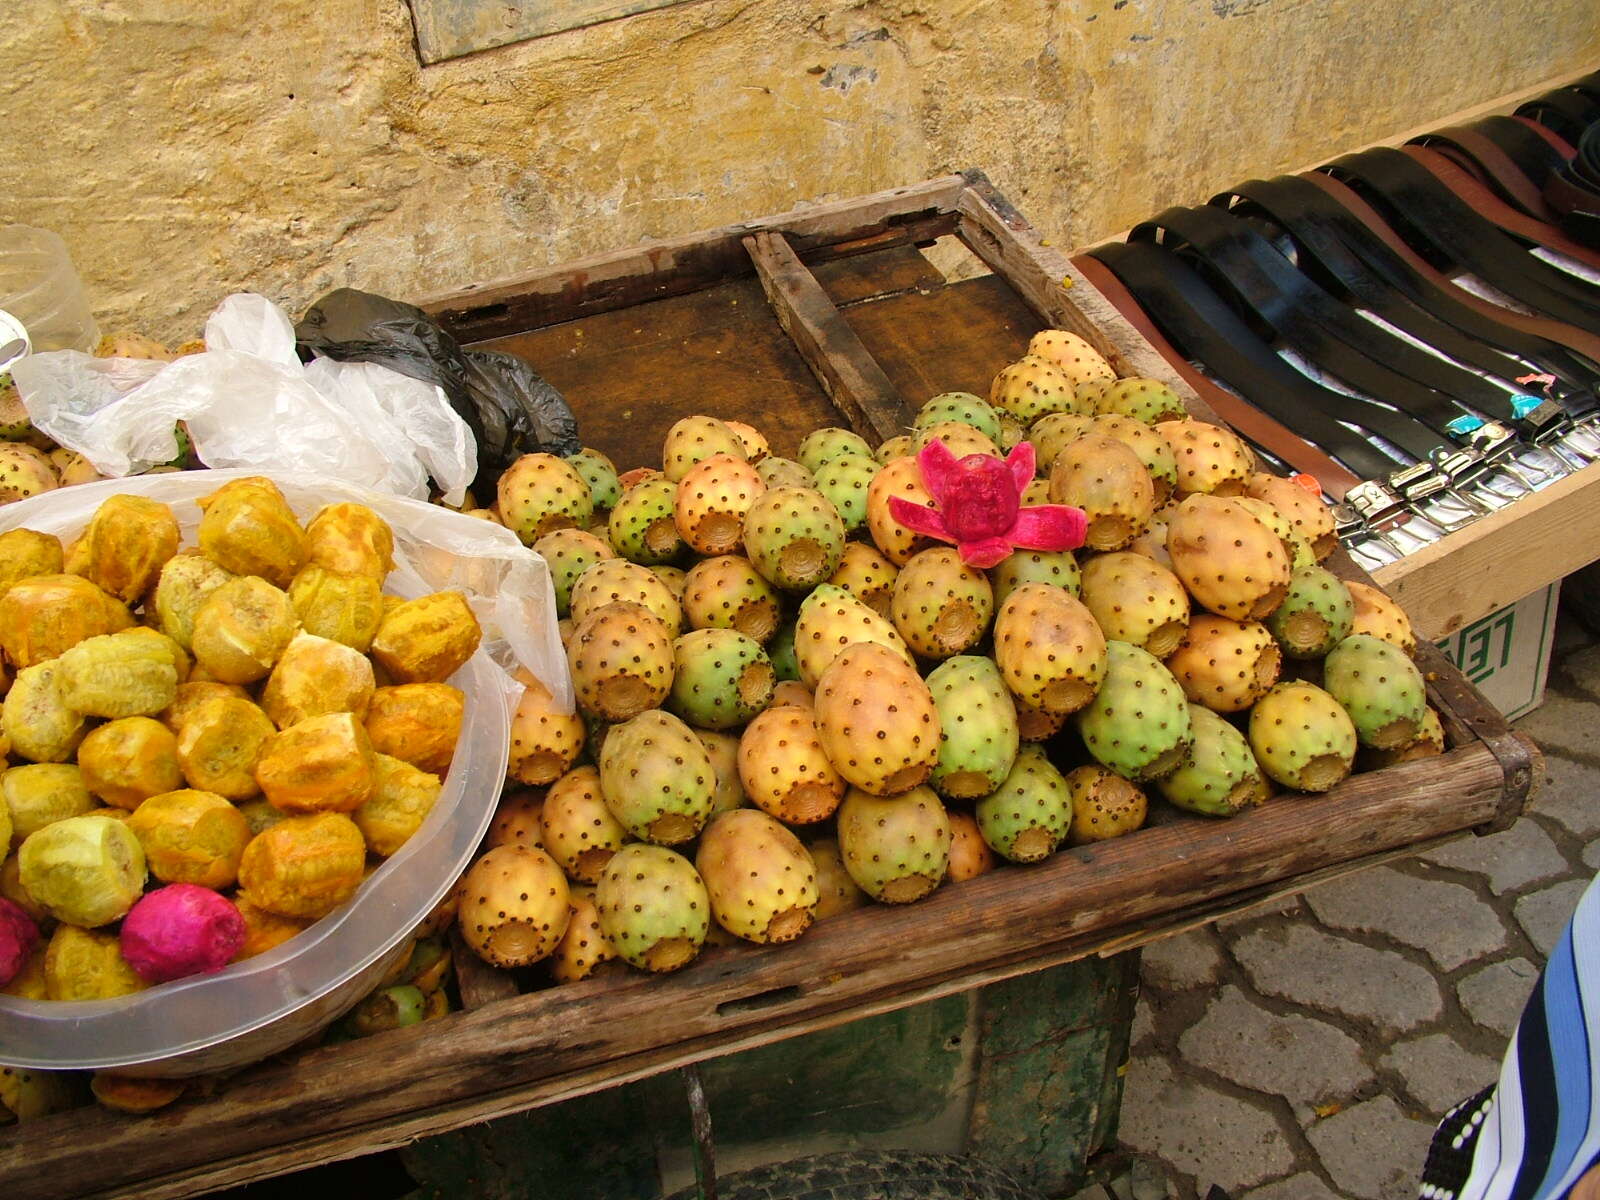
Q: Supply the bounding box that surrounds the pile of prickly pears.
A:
[454,329,1439,983]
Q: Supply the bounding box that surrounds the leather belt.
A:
[1517,88,1600,147]
[1545,121,1600,250]
[1411,124,1562,222]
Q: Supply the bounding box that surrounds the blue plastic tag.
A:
[1511,394,1545,418]
[1445,414,1486,436]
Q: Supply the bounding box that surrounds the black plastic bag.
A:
[295,288,581,497]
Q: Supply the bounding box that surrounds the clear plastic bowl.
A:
[0,472,514,1076]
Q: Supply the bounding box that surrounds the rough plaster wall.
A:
[1,0,1597,343]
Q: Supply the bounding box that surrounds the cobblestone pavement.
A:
[1077,613,1600,1200]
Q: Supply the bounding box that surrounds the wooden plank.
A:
[744,231,912,446]
[1373,460,1600,639]
[810,244,947,308]
[421,177,965,342]
[2,739,1526,1200]
[450,928,519,1010]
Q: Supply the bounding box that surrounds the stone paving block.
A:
[1417,819,1569,896]
[1231,925,1443,1034]
[1302,867,1508,971]
[1242,1173,1345,1200]
[1131,992,1155,1050]
[1515,695,1599,757]
[1528,758,1600,840]
[1118,1059,1294,1194]
[1558,641,1600,694]
[1140,929,1223,992]
[1585,839,1600,871]
[1213,894,1305,929]
[1129,1156,1171,1200]
[1380,1033,1501,1116]
[1515,878,1589,958]
[1305,1095,1435,1199]
[1458,957,1539,1039]
[1178,985,1371,1105]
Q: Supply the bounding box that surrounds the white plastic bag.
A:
[0,225,99,353]
[9,294,477,505]
[0,468,571,710]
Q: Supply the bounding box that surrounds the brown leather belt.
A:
[1417,126,1562,223]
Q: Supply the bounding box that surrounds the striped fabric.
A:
[1421,873,1600,1200]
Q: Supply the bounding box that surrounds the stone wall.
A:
[2,0,1596,342]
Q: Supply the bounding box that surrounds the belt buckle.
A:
[1344,477,1449,557]
[1555,415,1600,467]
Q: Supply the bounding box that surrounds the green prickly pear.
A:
[889,547,995,660]
[1065,765,1148,844]
[674,453,766,556]
[738,703,845,824]
[1166,495,1291,621]
[594,844,709,972]
[913,392,1003,443]
[1360,706,1446,770]
[990,549,1081,607]
[682,555,782,644]
[598,709,717,844]
[1157,705,1264,817]
[696,809,818,944]
[798,428,874,474]
[1093,377,1187,424]
[1322,633,1427,749]
[974,744,1073,863]
[1075,641,1193,780]
[876,435,915,464]
[495,453,593,544]
[1048,435,1156,551]
[667,629,775,731]
[570,558,683,635]
[926,656,1019,801]
[743,486,845,592]
[565,448,622,513]
[993,583,1106,715]
[815,642,940,796]
[1079,551,1191,659]
[828,541,900,617]
[1247,680,1357,792]
[768,620,800,682]
[794,582,914,689]
[532,528,615,618]
[837,785,952,903]
[566,602,674,721]
[810,453,879,535]
[1029,412,1100,472]
[755,456,814,490]
[989,355,1086,424]
[608,477,686,565]
[662,415,748,482]
[1267,565,1354,660]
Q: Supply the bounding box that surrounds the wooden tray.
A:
[0,172,1540,1200]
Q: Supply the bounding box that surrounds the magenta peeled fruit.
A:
[120,884,247,984]
[0,898,40,988]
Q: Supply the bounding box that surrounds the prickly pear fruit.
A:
[1247,681,1357,792]
[1065,765,1149,844]
[668,628,774,731]
[914,392,1003,443]
[1093,377,1186,424]
[1346,582,1417,657]
[1080,552,1191,659]
[989,355,1085,424]
[567,601,674,720]
[649,563,686,605]
[1076,641,1193,780]
[496,454,594,545]
[1027,330,1117,385]
[811,453,880,534]
[917,422,1001,459]
[570,558,683,635]
[815,642,941,796]
[608,477,686,565]
[598,709,716,844]
[890,548,995,659]
[1157,705,1264,817]
[0,445,57,505]
[1021,477,1052,507]
[798,428,874,474]
[508,675,586,785]
[457,845,570,968]
[876,435,915,464]
[1360,706,1445,770]
[828,541,900,617]
[974,743,1073,863]
[946,810,998,882]
[1166,495,1291,621]
[755,456,814,490]
[837,785,951,903]
[565,448,621,514]
[550,885,618,984]
[3,660,86,763]
[926,656,1019,801]
[1232,497,1314,572]
[0,528,63,597]
[1154,419,1253,497]
[1091,414,1179,507]
[1245,473,1337,561]
[540,766,627,884]
[769,679,813,710]
[663,416,748,482]
[1165,614,1282,713]
[794,583,914,690]
[303,502,394,581]
[1047,435,1156,551]
[65,494,180,605]
[682,555,780,644]
[744,486,846,591]
[738,705,845,824]
[371,591,482,685]
[675,453,766,556]
[487,788,545,851]
[693,728,746,816]
[533,528,615,618]
[993,583,1106,715]
[52,450,104,488]
[724,419,768,462]
[866,456,938,566]
[1267,565,1354,659]
[1015,699,1068,742]
[0,377,36,440]
[768,621,799,682]
[56,629,179,718]
[696,809,818,944]
[1323,633,1427,750]
[989,549,1081,607]
[1030,413,1098,471]
[595,843,710,971]
[807,837,867,917]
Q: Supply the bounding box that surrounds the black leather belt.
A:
[1518,88,1600,147]
[1546,121,1600,250]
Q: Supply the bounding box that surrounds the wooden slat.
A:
[422,178,965,342]
[744,231,912,446]
[0,738,1529,1200]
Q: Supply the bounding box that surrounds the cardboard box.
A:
[1435,583,1560,721]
